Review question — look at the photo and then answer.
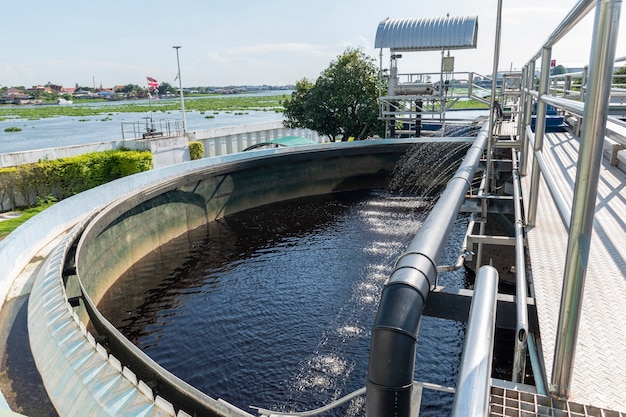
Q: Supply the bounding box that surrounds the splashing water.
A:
[388,141,471,197]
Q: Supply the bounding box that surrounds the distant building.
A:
[1,88,41,105]
[73,90,98,99]
[47,83,64,92]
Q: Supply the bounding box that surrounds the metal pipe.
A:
[511,151,529,383]
[527,47,553,226]
[437,213,476,276]
[541,95,585,117]
[450,265,499,417]
[366,123,489,417]
[251,387,367,417]
[527,333,548,395]
[474,172,487,269]
[551,0,622,399]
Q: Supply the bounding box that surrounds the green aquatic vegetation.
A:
[3,127,22,132]
[0,94,288,121]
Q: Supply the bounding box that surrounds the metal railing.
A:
[519,0,622,399]
[251,381,455,417]
[378,69,496,137]
[121,117,184,140]
[450,265,499,417]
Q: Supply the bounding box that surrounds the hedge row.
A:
[0,149,153,211]
[189,141,204,160]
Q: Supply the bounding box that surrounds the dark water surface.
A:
[98,190,470,416]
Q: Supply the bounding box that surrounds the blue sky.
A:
[1,0,622,89]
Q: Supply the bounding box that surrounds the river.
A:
[0,93,287,154]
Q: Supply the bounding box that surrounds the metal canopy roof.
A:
[375,16,478,51]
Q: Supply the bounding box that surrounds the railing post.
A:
[551,0,622,399]
[527,47,552,226]
[484,0,503,194]
[520,60,536,177]
[581,66,588,102]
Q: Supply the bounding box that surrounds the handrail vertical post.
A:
[484,0,503,195]
[526,47,552,226]
[520,60,535,176]
[551,0,622,399]
[581,65,588,102]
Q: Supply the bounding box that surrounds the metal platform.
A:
[489,385,626,417]
[521,130,626,412]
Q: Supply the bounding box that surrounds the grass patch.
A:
[0,203,54,240]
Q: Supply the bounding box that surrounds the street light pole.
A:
[172,45,186,133]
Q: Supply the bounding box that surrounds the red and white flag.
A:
[147,76,159,92]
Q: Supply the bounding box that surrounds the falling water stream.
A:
[97,142,475,416]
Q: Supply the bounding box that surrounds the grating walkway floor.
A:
[489,386,626,417]
[520,131,626,412]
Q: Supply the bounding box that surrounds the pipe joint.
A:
[386,268,431,305]
[392,251,437,289]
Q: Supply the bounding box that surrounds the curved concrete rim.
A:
[12,139,444,416]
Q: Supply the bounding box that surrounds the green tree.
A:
[550,64,567,76]
[613,65,626,87]
[283,78,315,129]
[158,82,176,96]
[283,48,382,142]
[117,84,142,97]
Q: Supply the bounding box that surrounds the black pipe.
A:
[366,122,490,417]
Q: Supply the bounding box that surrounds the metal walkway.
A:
[521,129,626,411]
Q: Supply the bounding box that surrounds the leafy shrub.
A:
[0,149,152,210]
[189,141,204,160]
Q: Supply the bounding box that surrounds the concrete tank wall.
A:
[74,143,417,310]
[19,138,471,417]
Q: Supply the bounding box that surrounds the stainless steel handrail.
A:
[450,265,499,417]
[521,0,623,399]
[551,0,622,398]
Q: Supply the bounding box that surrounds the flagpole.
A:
[172,45,186,133]
[146,76,159,134]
